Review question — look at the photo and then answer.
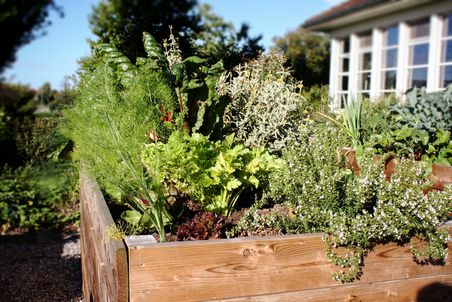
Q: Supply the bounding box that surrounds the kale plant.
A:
[391,85,452,132]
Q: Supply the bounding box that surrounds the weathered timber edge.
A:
[80,173,452,302]
[80,172,128,302]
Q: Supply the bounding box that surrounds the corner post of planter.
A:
[80,170,129,302]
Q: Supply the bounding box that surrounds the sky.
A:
[3,0,342,90]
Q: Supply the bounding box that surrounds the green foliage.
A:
[0,165,78,233]
[272,27,330,87]
[391,85,452,132]
[89,0,201,60]
[299,85,330,119]
[319,97,364,153]
[0,0,62,72]
[371,127,452,166]
[360,96,395,144]
[194,4,263,70]
[170,53,228,139]
[0,82,36,116]
[219,52,305,154]
[63,36,179,241]
[142,130,281,216]
[0,110,79,232]
[234,124,452,282]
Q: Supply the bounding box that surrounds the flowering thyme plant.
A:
[233,124,452,282]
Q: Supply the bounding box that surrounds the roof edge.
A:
[303,0,389,29]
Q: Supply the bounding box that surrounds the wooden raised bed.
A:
[80,173,452,302]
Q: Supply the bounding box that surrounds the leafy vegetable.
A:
[142,130,281,216]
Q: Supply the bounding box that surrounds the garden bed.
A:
[80,172,452,302]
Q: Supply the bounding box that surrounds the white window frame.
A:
[337,37,351,105]
[407,18,430,89]
[439,13,452,88]
[329,12,452,107]
[356,31,373,98]
[380,25,399,95]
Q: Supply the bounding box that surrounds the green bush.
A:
[391,85,452,132]
[371,127,452,166]
[219,52,305,154]
[0,165,78,232]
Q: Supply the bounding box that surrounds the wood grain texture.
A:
[80,172,128,302]
[127,232,452,302]
[217,274,452,302]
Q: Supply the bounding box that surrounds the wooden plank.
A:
[127,233,452,302]
[80,172,128,302]
[216,274,452,302]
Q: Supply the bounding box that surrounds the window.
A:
[381,25,399,92]
[357,32,372,98]
[408,18,430,88]
[440,14,452,87]
[337,37,350,102]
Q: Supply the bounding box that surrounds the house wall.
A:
[328,1,452,108]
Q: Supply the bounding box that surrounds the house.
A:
[303,0,452,108]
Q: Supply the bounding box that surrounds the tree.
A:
[89,0,202,61]
[0,82,36,115]
[195,4,263,69]
[89,1,263,69]
[0,0,62,73]
[272,27,330,87]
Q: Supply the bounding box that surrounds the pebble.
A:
[0,231,83,302]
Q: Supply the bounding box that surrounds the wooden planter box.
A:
[80,173,452,302]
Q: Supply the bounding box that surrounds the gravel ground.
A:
[0,231,83,302]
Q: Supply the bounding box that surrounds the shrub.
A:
[391,85,452,132]
[219,52,305,154]
[0,165,78,232]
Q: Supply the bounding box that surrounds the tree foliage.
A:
[0,0,62,73]
[89,0,263,69]
[272,27,330,87]
[195,4,263,69]
[89,0,201,60]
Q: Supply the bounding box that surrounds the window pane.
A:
[385,26,399,46]
[411,43,429,65]
[383,70,397,90]
[361,53,372,70]
[441,65,452,87]
[410,68,428,87]
[341,75,349,91]
[410,19,430,38]
[360,33,372,48]
[359,72,371,90]
[384,48,398,68]
[343,38,350,53]
[342,57,349,72]
[445,14,452,36]
[442,40,452,62]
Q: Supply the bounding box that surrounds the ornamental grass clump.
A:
[234,124,452,282]
[218,52,305,154]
